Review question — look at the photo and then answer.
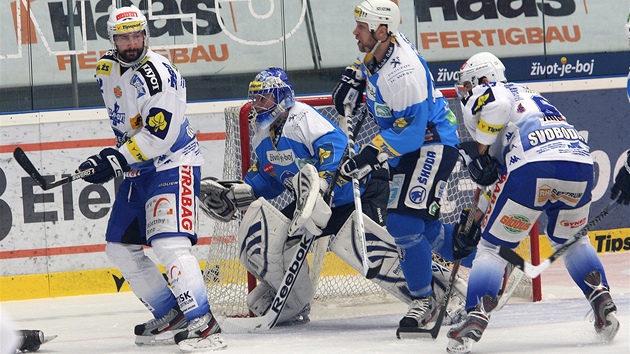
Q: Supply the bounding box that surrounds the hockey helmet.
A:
[248,68,295,131]
[354,0,400,35]
[456,52,507,97]
[107,5,149,66]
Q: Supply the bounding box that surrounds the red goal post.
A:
[203,89,542,318]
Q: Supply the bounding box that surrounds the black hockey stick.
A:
[220,107,370,334]
[13,147,94,190]
[396,260,462,339]
[499,199,620,279]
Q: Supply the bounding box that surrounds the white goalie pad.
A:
[237,198,313,324]
[330,212,467,325]
[330,211,412,304]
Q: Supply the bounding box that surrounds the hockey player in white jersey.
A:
[77,5,225,352]
[332,0,466,337]
[446,52,620,354]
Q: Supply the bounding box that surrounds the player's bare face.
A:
[353,22,377,53]
[115,31,145,62]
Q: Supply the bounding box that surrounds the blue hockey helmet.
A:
[248,68,295,131]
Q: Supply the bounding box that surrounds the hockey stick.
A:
[396,260,462,339]
[220,108,370,333]
[13,147,94,190]
[499,199,620,279]
[341,105,373,279]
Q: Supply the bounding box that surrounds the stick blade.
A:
[219,314,276,334]
[13,147,49,189]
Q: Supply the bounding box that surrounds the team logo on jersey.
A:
[95,61,111,76]
[113,85,122,99]
[130,114,143,130]
[318,142,334,165]
[499,214,531,234]
[472,89,495,114]
[108,102,125,126]
[138,61,163,96]
[130,74,147,98]
[147,108,172,139]
[408,185,427,204]
[516,103,526,113]
[267,149,295,166]
[179,166,196,235]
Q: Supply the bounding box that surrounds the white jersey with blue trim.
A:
[356,32,459,168]
[244,101,353,207]
[95,49,203,177]
[460,81,592,172]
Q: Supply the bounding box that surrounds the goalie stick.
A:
[341,105,376,279]
[13,147,94,190]
[499,199,620,279]
[220,106,370,334]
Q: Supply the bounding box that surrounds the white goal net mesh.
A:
[203,93,540,317]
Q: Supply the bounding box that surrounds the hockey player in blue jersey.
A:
[445,52,620,354]
[76,5,224,352]
[333,0,463,337]
[199,67,398,325]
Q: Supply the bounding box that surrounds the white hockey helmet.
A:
[107,5,149,65]
[248,68,295,131]
[354,0,400,35]
[625,13,630,46]
[456,52,507,94]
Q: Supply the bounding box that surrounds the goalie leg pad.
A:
[238,198,313,324]
[431,262,467,325]
[330,213,413,304]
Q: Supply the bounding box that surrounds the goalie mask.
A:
[354,0,400,35]
[107,5,149,67]
[455,52,506,98]
[248,67,295,132]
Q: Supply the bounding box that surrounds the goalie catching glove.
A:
[199,177,256,222]
[457,141,502,186]
[340,144,388,180]
[452,208,482,260]
[287,164,332,236]
[610,151,630,205]
[332,65,365,116]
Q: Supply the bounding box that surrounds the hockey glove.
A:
[457,141,502,186]
[332,66,365,116]
[78,148,129,185]
[610,151,630,205]
[340,145,388,180]
[200,177,255,222]
[452,208,482,260]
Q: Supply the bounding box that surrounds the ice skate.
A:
[175,312,227,352]
[17,330,57,352]
[134,305,187,346]
[396,294,438,338]
[446,295,497,354]
[584,270,620,342]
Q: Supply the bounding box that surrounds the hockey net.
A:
[203,91,542,318]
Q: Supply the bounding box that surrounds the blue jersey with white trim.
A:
[357,32,459,168]
[244,101,353,207]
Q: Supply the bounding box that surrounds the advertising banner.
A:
[1,0,628,89]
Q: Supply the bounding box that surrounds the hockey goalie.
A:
[199,164,468,328]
